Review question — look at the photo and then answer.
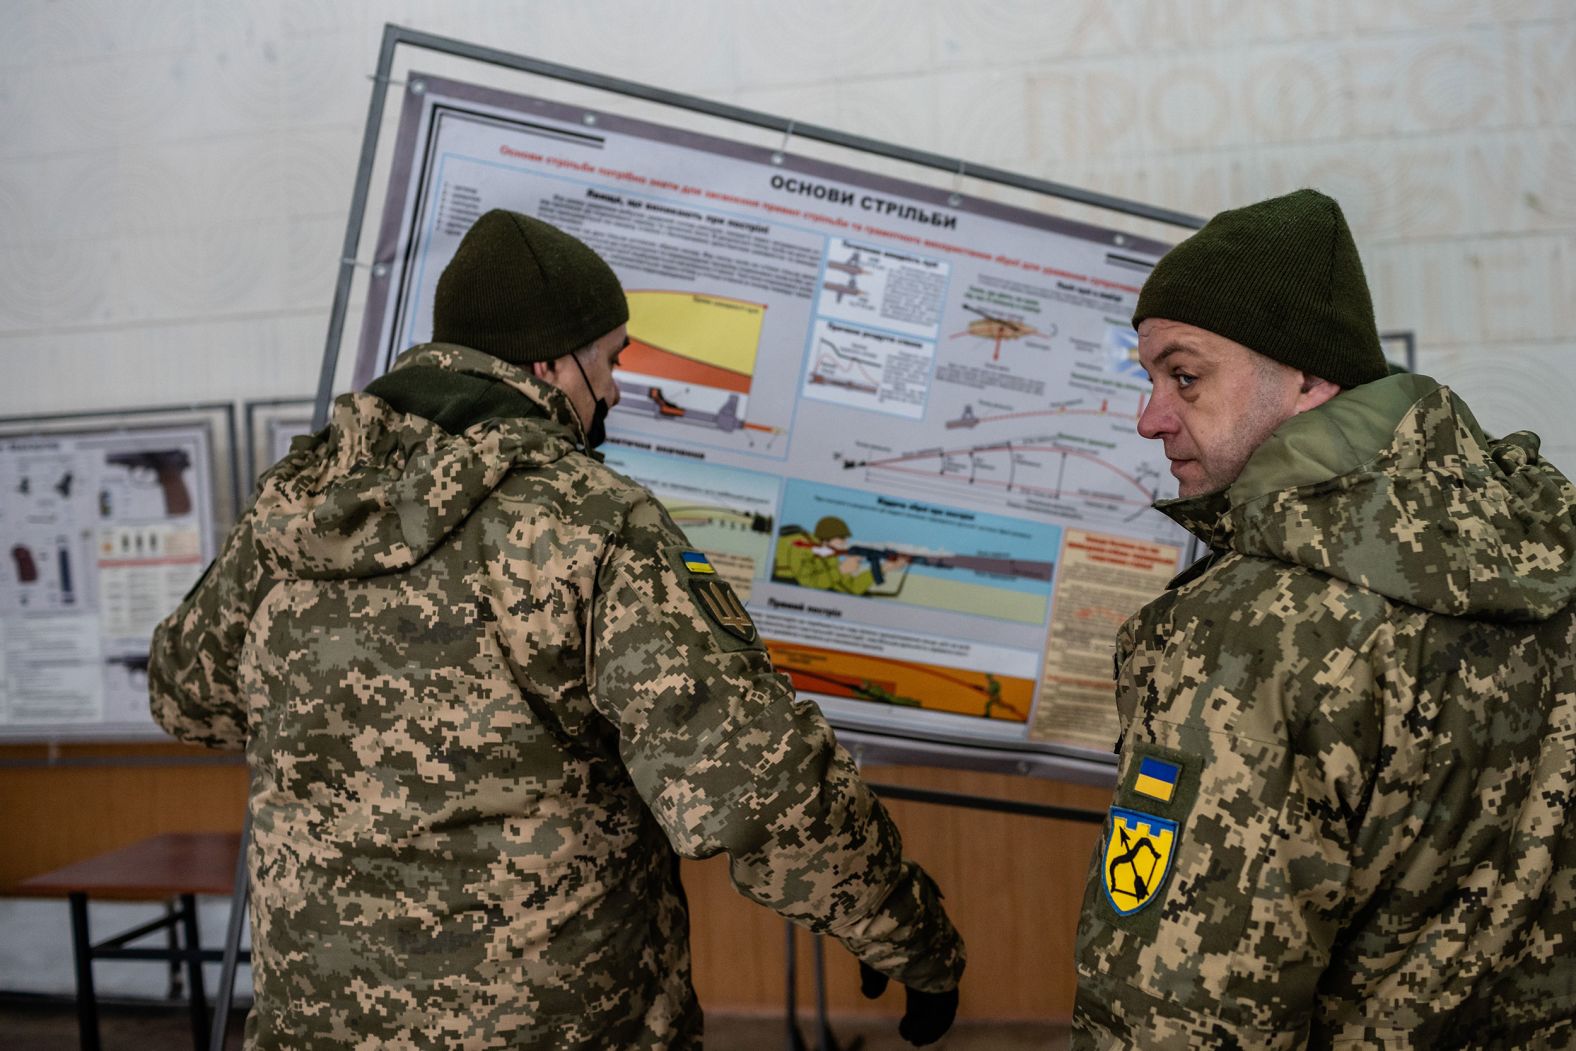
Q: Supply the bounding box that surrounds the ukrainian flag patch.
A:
[682,550,716,574]
[1133,755,1180,803]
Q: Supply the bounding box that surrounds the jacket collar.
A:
[377,342,592,451]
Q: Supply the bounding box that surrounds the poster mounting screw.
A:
[948,159,966,207]
[411,79,426,95]
[583,113,598,126]
[771,120,796,166]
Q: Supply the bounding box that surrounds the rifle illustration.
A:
[845,544,1055,587]
[106,449,192,516]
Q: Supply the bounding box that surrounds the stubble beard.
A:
[1182,376,1298,498]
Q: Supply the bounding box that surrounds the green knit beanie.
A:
[432,209,628,365]
[1132,189,1386,387]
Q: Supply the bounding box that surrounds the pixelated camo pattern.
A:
[149,343,962,1050]
[1075,375,1576,1050]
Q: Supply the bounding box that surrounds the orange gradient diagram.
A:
[763,640,1034,722]
[623,290,763,394]
[621,339,752,393]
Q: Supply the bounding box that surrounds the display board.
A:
[0,406,237,740]
[351,72,1196,778]
[243,398,315,494]
[1380,330,1418,373]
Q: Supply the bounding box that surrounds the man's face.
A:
[541,324,626,436]
[573,323,626,415]
[1135,319,1306,498]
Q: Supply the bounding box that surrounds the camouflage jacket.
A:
[1074,374,1576,1050]
[148,343,963,1050]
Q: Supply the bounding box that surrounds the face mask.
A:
[568,352,611,449]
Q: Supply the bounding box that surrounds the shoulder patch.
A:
[680,549,717,574]
[1103,807,1178,916]
[662,545,759,648]
[1101,741,1199,925]
[1133,755,1181,803]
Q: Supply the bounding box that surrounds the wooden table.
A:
[18,832,246,1051]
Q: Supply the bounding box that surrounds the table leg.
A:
[68,892,100,1051]
[166,898,183,999]
[179,894,209,1051]
[785,920,806,1051]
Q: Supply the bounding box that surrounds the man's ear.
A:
[1294,373,1341,414]
[531,359,555,383]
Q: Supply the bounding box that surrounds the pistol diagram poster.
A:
[0,424,218,736]
[359,75,1192,764]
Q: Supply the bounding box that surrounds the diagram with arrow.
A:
[953,303,1055,362]
[802,319,934,419]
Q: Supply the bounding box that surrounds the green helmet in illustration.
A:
[814,516,852,542]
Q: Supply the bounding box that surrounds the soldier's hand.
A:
[857,961,959,1047]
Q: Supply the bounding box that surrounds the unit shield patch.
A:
[692,575,756,643]
[1103,806,1178,917]
[665,546,758,646]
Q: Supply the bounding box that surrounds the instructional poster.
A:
[357,75,1193,765]
[0,421,221,737]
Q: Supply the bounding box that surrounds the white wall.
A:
[3,0,1573,998]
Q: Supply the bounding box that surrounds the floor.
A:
[0,997,1071,1049]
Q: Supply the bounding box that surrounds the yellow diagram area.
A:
[626,291,766,379]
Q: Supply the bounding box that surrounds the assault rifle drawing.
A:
[106,449,192,516]
[845,544,1055,587]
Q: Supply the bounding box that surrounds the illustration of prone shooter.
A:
[106,449,192,517]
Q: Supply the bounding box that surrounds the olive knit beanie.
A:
[432,210,628,365]
[1132,189,1387,387]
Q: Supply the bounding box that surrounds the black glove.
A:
[858,960,959,1047]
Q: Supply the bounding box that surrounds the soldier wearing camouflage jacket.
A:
[1075,191,1576,1049]
[149,212,963,1049]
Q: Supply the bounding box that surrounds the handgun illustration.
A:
[108,653,151,685]
[106,449,193,516]
[11,545,38,583]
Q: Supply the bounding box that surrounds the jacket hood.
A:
[1158,373,1576,622]
[250,343,589,579]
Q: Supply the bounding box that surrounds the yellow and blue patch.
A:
[1133,755,1181,803]
[1102,807,1178,916]
[682,550,716,575]
[664,544,758,648]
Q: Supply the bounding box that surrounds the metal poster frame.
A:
[0,402,240,743]
[312,23,1207,787]
[1380,330,1418,373]
[242,397,315,495]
